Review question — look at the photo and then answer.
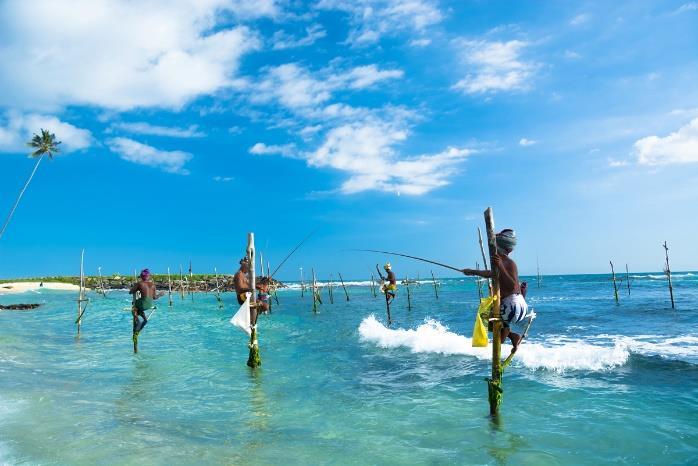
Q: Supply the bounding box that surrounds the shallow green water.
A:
[1,274,697,465]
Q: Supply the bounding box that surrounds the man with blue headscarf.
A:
[461,229,528,352]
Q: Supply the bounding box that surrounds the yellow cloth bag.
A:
[472,296,495,347]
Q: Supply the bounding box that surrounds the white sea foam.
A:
[357,315,698,372]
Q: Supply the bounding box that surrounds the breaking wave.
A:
[358,315,698,372]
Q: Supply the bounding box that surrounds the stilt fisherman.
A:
[130,268,162,335]
[381,262,397,305]
[461,229,528,352]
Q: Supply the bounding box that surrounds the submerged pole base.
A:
[485,377,503,416]
[247,329,261,368]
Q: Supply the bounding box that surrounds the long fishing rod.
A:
[269,227,318,279]
[354,249,463,274]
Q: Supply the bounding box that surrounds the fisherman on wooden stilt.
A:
[462,229,529,353]
[129,268,163,352]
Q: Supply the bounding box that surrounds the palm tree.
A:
[0,129,61,240]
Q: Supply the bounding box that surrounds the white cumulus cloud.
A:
[249,142,297,157]
[0,0,263,111]
[452,39,535,95]
[107,137,192,174]
[519,138,537,146]
[634,118,698,165]
[0,112,92,153]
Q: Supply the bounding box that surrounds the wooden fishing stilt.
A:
[269,262,279,306]
[189,261,194,301]
[478,227,493,295]
[179,264,184,300]
[625,264,631,296]
[663,241,675,309]
[405,275,412,310]
[339,273,350,301]
[370,274,377,297]
[98,266,106,297]
[76,249,86,336]
[214,266,222,308]
[610,261,620,303]
[484,207,503,417]
[430,270,439,300]
[476,262,483,299]
[167,267,173,307]
[311,268,319,313]
[328,274,334,304]
[536,256,542,289]
[247,233,261,368]
[300,267,305,298]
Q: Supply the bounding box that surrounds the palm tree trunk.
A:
[0,154,44,240]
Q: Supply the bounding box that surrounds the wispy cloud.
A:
[452,39,536,94]
[251,63,403,111]
[519,138,537,146]
[111,122,205,138]
[673,2,698,14]
[107,137,192,174]
[634,118,698,165]
[0,112,92,153]
[569,13,591,26]
[317,0,443,45]
[213,176,234,182]
[272,24,326,50]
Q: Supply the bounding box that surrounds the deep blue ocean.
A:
[1,272,697,465]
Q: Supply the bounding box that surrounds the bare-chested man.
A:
[129,268,162,333]
[234,257,258,324]
[380,262,397,304]
[461,229,528,352]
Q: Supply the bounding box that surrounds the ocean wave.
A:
[630,273,695,280]
[357,316,697,372]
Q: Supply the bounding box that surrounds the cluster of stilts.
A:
[609,240,676,308]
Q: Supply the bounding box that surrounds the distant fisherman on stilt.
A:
[130,268,162,335]
[380,262,397,305]
[462,229,528,353]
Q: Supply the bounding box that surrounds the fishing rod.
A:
[353,249,464,274]
[269,227,318,279]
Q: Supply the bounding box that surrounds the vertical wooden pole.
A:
[98,266,106,297]
[312,268,318,313]
[370,274,377,297]
[247,232,261,368]
[339,273,350,301]
[610,261,619,303]
[179,265,184,300]
[300,267,305,298]
[77,249,85,336]
[478,227,493,295]
[476,262,483,299]
[328,274,334,304]
[167,267,173,307]
[625,264,631,296]
[663,241,675,309]
[536,256,542,289]
[484,207,502,417]
[431,270,439,300]
[405,275,412,310]
[214,266,222,307]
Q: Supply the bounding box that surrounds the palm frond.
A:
[26,128,61,159]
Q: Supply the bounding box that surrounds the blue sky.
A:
[1,0,697,280]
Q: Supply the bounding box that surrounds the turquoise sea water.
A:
[1,273,697,465]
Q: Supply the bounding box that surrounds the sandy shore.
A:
[0,282,82,295]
